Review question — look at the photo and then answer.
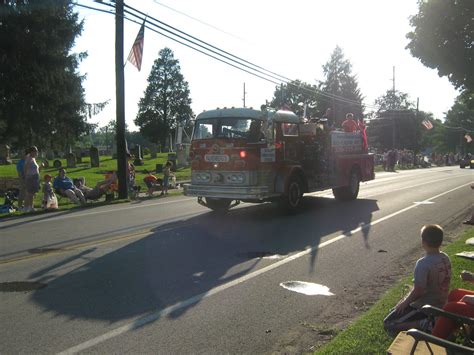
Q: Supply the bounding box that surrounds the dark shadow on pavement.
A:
[31,196,379,326]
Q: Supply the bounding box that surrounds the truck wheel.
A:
[333,169,360,201]
[205,198,232,213]
[281,176,303,211]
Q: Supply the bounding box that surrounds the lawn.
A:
[316,228,474,354]
[0,153,191,211]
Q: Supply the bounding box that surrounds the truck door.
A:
[280,122,301,162]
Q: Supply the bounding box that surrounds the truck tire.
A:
[333,168,360,201]
[280,175,304,211]
[205,198,232,213]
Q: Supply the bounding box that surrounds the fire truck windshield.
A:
[194,118,265,142]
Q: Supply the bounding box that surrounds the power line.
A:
[152,0,247,43]
[76,1,385,110]
[122,1,374,108]
[443,125,473,132]
[87,1,376,108]
[77,2,282,84]
[123,3,293,83]
[122,8,286,84]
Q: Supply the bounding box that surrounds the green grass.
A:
[316,228,474,354]
[0,154,191,213]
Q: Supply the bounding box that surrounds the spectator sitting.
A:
[342,112,358,133]
[431,271,474,339]
[463,183,474,225]
[384,224,452,336]
[53,168,85,205]
[73,173,118,200]
[42,174,58,210]
[143,170,162,196]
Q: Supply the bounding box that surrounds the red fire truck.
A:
[184,107,374,212]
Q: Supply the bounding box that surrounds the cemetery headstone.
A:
[150,144,157,158]
[111,142,117,159]
[41,159,50,169]
[176,143,190,168]
[75,148,83,164]
[53,159,62,169]
[0,144,12,165]
[90,146,100,168]
[45,150,55,160]
[133,145,144,166]
[66,152,76,168]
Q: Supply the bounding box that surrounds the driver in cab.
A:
[248,120,265,142]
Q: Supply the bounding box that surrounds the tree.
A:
[406,0,474,92]
[368,89,426,151]
[316,46,364,125]
[442,91,474,153]
[0,0,89,150]
[269,80,319,118]
[134,48,193,148]
[374,90,415,112]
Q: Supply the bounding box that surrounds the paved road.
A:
[0,167,472,353]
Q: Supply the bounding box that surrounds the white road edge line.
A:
[361,174,469,199]
[58,181,472,355]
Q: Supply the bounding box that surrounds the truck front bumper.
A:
[183,184,274,200]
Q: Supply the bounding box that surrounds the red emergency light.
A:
[275,141,284,150]
[239,150,247,159]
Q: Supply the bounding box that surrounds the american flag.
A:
[127,21,145,71]
[421,118,433,130]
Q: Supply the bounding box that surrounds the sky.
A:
[74,0,460,131]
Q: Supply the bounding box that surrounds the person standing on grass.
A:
[23,146,44,212]
[15,149,28,210]
[160,161,174,196]
[384,224,451,335]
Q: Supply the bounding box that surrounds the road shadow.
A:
[31,196,379,326]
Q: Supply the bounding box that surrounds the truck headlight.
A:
[227,173,245,183]
[195,172,211,182]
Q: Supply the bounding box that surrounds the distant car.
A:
[460,155,474,169]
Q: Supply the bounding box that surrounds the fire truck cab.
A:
[184,107,374,212]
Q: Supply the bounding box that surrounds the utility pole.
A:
[242,82,246,108]
[415,97,420,156]
[392,66,396,92]
[115,0,128,199]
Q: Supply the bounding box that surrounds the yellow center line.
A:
[0,229,153,265]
